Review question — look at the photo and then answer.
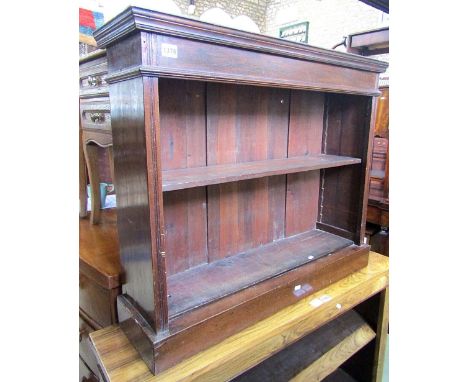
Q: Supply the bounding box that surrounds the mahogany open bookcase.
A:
[94,7,387,374]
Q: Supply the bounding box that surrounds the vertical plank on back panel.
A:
[267,89,290,242]
[286,91,324,236]
[160,79,208,275]
[207,84,289,261]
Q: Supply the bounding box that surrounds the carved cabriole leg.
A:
[79,127,88,218]
[83,143,101,224]
[107,145,115,186]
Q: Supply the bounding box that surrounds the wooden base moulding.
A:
[117,243,369,373]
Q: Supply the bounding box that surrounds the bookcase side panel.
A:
[109,77,159,328]
[206,84,290,261]
[319,94,372,243]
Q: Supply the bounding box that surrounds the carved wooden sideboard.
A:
[79,49,114,224]
[93,6,387,374]
[79,210,121,381]
[366,86,389,256]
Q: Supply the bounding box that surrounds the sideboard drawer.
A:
[80,97,111,132]
[80,53,108,98]
[373,137,388,154]
[79,272,116,327]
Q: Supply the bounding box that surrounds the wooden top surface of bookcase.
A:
[94,7,387,374]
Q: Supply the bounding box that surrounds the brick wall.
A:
[173,0,388,64]
[173,0,267,32]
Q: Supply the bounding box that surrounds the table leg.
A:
[107,145,115,186]
[372,287,389,382]
[79,128,88,218]
[83,143,101,224]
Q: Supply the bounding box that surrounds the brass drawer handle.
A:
[90,112,106,123]
[88,75,103,87]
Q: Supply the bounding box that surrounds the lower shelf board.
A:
[322,368,357,382]
[168,229,353,318]
[233,309,375,382]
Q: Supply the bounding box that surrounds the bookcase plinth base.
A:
[117,244,370,374]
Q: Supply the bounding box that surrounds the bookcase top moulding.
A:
[94,7,388,95]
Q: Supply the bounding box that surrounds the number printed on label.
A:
[161,43,178,58]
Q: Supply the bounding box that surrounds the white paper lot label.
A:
[309,294,332,308]
[161,43,178,58]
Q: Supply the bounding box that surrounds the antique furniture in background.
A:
[94,7,387,374]
[79,210,121,381]
[79,49,114,224]
[366,86,389,256]
[90,252,389,382]
[346,26,389,56]
[344,26,389,256]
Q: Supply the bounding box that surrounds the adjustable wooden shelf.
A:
[94,6,387,374]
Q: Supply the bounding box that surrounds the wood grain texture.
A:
[167,229,352,318]
[79,50,108,98]
[95,8,387,74]
[206,83,290,261]
[289,323,374,382]
[233,309,375,382]
[89,252,388,382]
[162,155,360,192]
[79,114,88,218]
[286,91,324,236]
[98,11,383,373]
[109,77,159,328]
[79,209,121,289]
[80,316,101,378]
[159,78,208,275]
[79,51,114,225]
[142,76,169,332]
[83,143,102,224]
[374,87,389,139]
[135,34,380,96]
[79,273,116,328]
[319,94,372,243]
[372,288,389,382]
[79,210,122,380]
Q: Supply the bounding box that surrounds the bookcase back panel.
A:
[159,80,339,267]
[159,79,207,170]
[163,189,208,275]
[205,83,290,260]
[207,176,286,261]
[285,90,324,235]
[159,79,208,275]
[206,83,290,163]
[319,94,371,242]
